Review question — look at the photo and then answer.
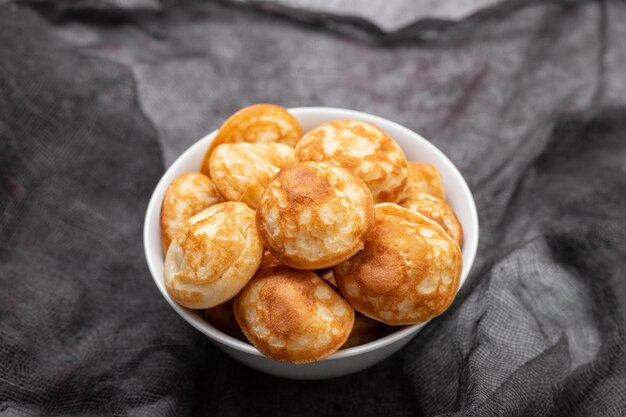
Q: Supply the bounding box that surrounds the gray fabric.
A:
[228,0,502,32]
[1,1,625,416]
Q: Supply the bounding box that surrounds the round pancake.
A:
[402,162,445,201]
[234,264,354,363]
[209,142,295,209]
[204,299,246,342]
[399,192,463,247]
[333,203,462,325]
[164,202,263,309]
[295,120,408,203]
[341,313,386,349]
[256,161,375,270]
[259,250,282,270]
[160,172,223,253]
[201,104,301,174]
[317,269,337,287]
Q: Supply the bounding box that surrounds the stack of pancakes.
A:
[160,104,463,364]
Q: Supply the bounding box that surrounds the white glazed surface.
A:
[143,107,479,379]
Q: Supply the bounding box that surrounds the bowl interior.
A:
[143,107,479,360]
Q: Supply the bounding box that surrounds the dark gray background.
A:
[1,1,625,416]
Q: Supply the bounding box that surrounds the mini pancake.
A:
[160,172,223,252]
[333,203,462,325]
[234,263,354,363]
[204,299,246,342]
[341,313,386,349]
[399,192,463,247]
[201,104,301,174]
[209,142,294,209]
[317,269,337,287]
[295,120,408,203]
[402,162,445,201]
[164,202,263,309]
[256,161,375,270]
[259,250,282,270]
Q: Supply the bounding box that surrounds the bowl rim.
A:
[143,106,479,361]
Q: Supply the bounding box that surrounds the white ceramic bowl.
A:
[144,107,478,380]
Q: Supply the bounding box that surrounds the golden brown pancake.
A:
[209,142,295,209]
[160,172,223,252]
[234,263,354,363]
[204,299,246,342]
[317,269,337,287]
[333,203,462,325]
[164,202,263,309]
[259,250,282,270]
[256,161,375,270]
[295,120,408,203]
[399,192,463,247]
[201,104,301,174]
[402,162,445,201]
[341,313,386,349]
